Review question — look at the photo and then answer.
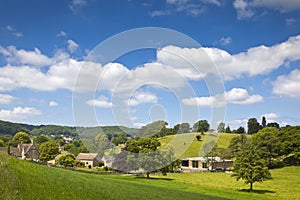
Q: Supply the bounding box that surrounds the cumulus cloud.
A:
[272,69,300,99]
[158,35,300,80]
[0,46,53,67]
[49,101,58,107]
[0,107,41,121]
[67,39,79,53]
[182,88,263,107]
[233,0,300,20]
[128,91,158,106]
[262,113,279,121]
[69,0,87,12]
[86,96,113,108]
[0,94,15,104]
[286,18,296,26]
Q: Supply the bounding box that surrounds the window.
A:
[181,160,189,167]
[202,162,207,168]
[192,160,198,168]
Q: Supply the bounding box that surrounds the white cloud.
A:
[128,91,158,106]
[5,25,14,31]
[158,35,300,80]
[67,39,79,53]
[56,31,67,37]
[86,96,113,108]
[261,113,279,121]
[0,107,41,121]
[13,32,23,38]
[219,37,232,46]
[233,0,254,20]
[149,10,171,17]
[233,0,300,20]
[69,0,87,12]
[0,46,53,67]
[49,101,58,107]
[182,88,263,107]
[0,94,15,104]
[272,69,300,99]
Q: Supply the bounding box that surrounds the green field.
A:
[159,132,250,158]
[1,152,299,200]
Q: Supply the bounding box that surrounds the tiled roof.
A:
[76,153,98,160]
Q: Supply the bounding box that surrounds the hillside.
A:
[1,152,299,200]
[159,132,252,159]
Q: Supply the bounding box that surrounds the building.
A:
[181,157,233,172]
[10,141,39,161]
[76,153,100,167]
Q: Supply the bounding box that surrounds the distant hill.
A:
[0,120,138,138]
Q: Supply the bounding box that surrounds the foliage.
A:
[94,134,113,157]
[261,116,267,128]
[196,135,201,141]
[0,139,4,147]
[217,122,225,133]
[233,126,246,134]
[64,140,88,156]
[11,132,31,147]
[173,123,190,134]
[39,141,59,161]
[247,118,260,134]
[267,122,280,130]
[33,135,50,145]
[252,127,280,168]
[232,145,272,191]
[228,134,250,158]
[193,120,210,134]
[138,120,169,138]
[0,120,35,136]
[111,133,128,145]
[56,154,76,167]
[225,126,231,133]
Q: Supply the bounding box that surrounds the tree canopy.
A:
[193,120,210,134]
[247,118,260,134]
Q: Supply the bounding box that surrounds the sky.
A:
[0,0,299,130]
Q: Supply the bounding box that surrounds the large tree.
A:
[261,116,267,129]
[217,122,225,133]
[228,134,250,158]
[10,132,31,147]
[247,118,260,134]
[193,120,210,134]
[232,145,272,191]
[39,141,59,161]
[173,123,190,134]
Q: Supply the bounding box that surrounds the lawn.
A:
[1,152,299,200]
[159,132,248,158]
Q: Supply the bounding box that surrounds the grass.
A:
[159,132,249,158]
[1,152,299,200]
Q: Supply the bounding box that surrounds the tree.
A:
[247,118,260,134]
[94,134,113,157]
[173,123,190,134]
[11,132,31,146]
[232,145,272,191]
[261,116,266,128]
[56,154,76,167]
[228,134,250,158]
[196,135,201,141]
[217,122,225,133]
[193,120,210,134]
[33,135,50,145]
[235,126,246,134]
[252,127,280,168]
[0,139,4,147]
[39,141,59,161]
[225,126,232,133]
[267,122,280,130]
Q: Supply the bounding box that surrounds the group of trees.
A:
[227,126,300,191]
[218,116,283,135]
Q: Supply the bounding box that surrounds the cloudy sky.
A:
[0,0,299,129]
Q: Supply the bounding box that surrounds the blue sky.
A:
[0,0,299,130]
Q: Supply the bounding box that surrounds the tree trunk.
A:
[250,182,253,192]
[146,172,150,179]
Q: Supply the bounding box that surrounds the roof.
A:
[182,157,222,162]
[76,153,98,160]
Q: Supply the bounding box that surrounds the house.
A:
[47,154,63,165]
[181,157,233,172]
[76,153,100,167]
[10,141,39,161]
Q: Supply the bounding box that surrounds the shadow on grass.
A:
[239,189,275,194]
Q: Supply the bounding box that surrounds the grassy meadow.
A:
[1,152,299,200]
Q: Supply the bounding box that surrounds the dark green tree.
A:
[193,120,210,134]
[232,145,272,191]
[225,126,232,133]
[173,123,190,134]
[39,141,59,161]
[247,118,260,134]
[33,135,50,145]
[267,122,280,130]
[235,126,246,134]
[56,154,76,167]
[228,134,250,158]
[252,127,280,168]
[261,116,266,128]
[217,122,225,133]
